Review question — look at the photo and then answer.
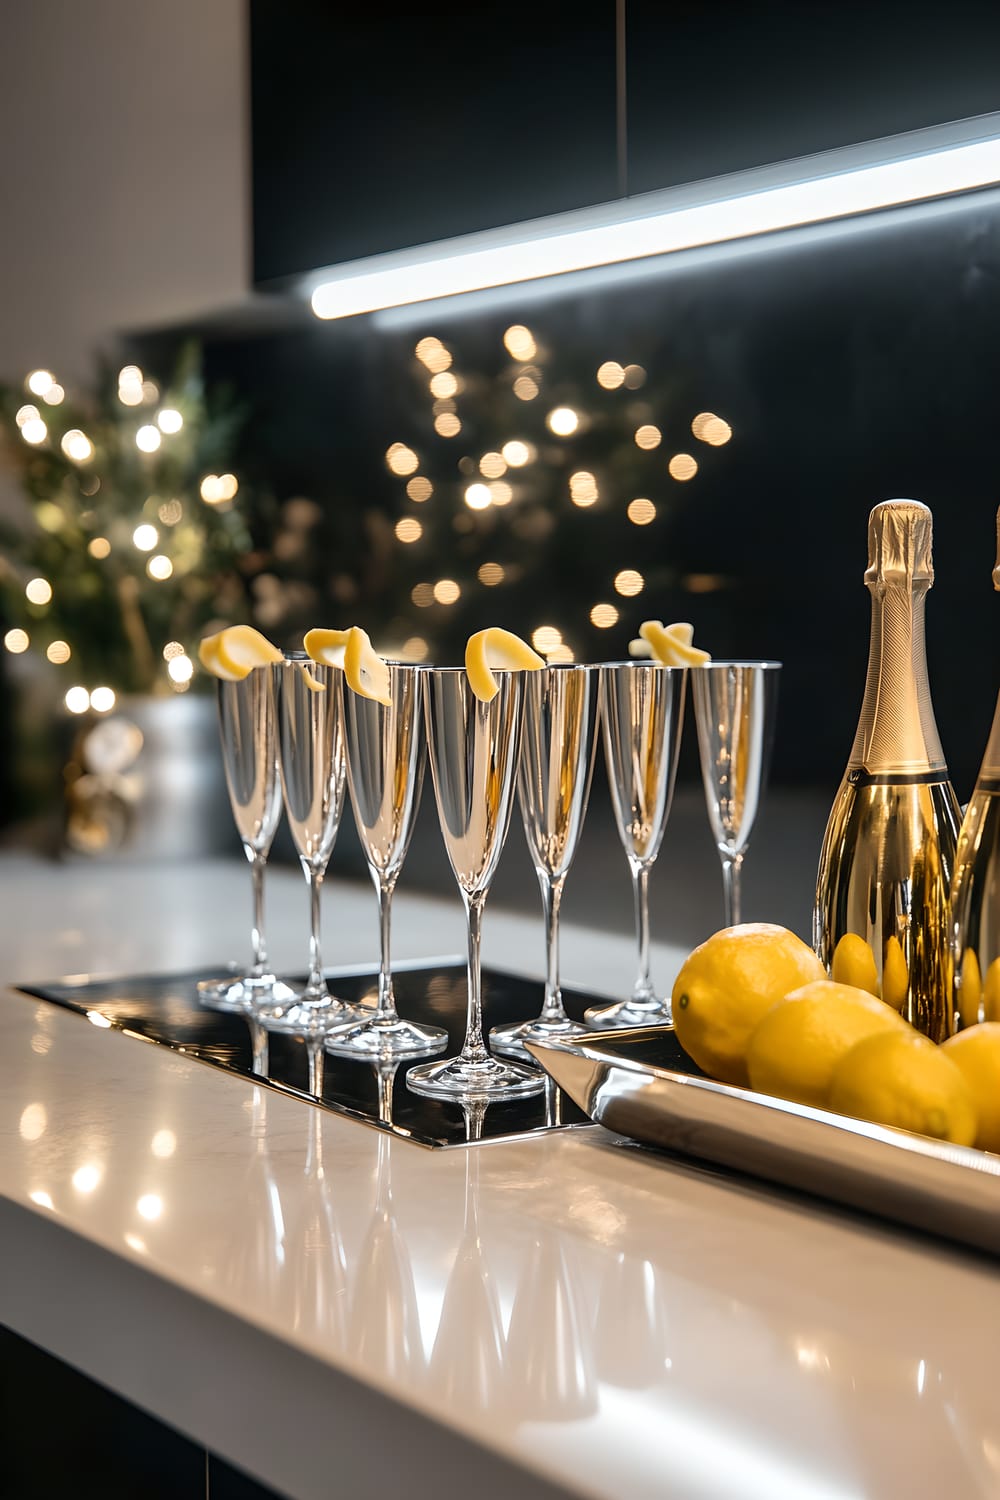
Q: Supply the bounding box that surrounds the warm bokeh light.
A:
[163,641,184,660]
[157,408,183,434]
[624,364,646,389]
[548,643,575,662]
[147,554,173,581]
[72,1163,102,1194]
[590,603,619,628]
[513,375,538,401]
[151,1130,177,1158]
[395,517,423,542]
[135,424,161,453]
[429,371,458,399]
[157,499,183,526]
[132,524,158,551]
[691,412,714,441]
[141,380,159,404]
[137,1193,163,1221]
[60,429,93,463]
[412,582,435,607]
[402,636,429,661]
[503,325,537,360]
[434,412,461,437]
[65,686,90,714]
[634,424,661,450]
[614,569,645,597]
[167,654,194,683]
[547,406,579,436]
[26,370,54,397]
[25,577,52,605]
[118,365,144,405]
[415,337,451,373]
[501,439,533,467]
[15,404,39,428]
[407,476,432,502]
[532,625,563,654]
[464,483,491,510]
[386,442,419,475]
[19,1103,46,1142]
[90,687,116,713]
[46,640,71,664]
[43,383,65,405]
[478,562,505,586]
[433,579,461,605]
[668,453,698,481]
[479,452,507,478]
[627,498,656,526]
[4,629,29,654]
[88,537,111,559]
[569,471,598,507]
[597,361,625,389]
[20,417,47,444]
[702,417,732,446]
[489,480,513,506]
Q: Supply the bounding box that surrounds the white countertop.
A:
[0,854,997,1500]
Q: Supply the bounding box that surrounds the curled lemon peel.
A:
[465,627,544,703]
[304,627,351,669]
[639,619,711,667]
[198,626,282,680]
[344,627,392,706]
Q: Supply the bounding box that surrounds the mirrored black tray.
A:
[16,960,624,1149]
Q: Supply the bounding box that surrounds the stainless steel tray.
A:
[526,1029,1000,1258]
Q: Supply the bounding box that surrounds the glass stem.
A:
[722,852,744,927]
[305,1037,324,1097]
[250,855,268,978]
[375,875,398,1024]
[459,893,489,1066]
[306,865,325,996]
[539,872,567,1023]
[631,859,654,1004]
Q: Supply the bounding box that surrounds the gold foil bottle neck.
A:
[993,504,1000,590]
[864,500,934,589]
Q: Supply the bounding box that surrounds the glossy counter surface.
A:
[0,854,997,1500]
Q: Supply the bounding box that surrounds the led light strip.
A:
[309,114,1000,321]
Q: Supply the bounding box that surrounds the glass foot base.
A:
[407,1051,545,1100]
[325,1014,448,1060]
[197,974,297,1013]
[256,993,360,1037]
[490,1014,589,1058]
[583,997,673,1030]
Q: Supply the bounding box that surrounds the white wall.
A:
[0,0,249,382]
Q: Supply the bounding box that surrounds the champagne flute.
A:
[491,664,598,1057]
[408,669,544,1099]
[327,662,447,1058]
[197,670,294,1012]
[584,661,686,1030]
[692,661,781,927]
[262,658,359,1087]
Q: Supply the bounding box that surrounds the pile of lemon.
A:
[671,924,1000,1152]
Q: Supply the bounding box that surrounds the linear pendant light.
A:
[309,113,1000,322]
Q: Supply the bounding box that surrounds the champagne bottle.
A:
[814,499,959,1041]
[950,506,1000,1031]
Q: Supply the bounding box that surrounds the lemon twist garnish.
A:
[304,627,351,668]
[465,628,544,703]
[344,627,392,706]
[198,626,283,680]
[639,620,711,667]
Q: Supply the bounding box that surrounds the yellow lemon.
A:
[465,627,544,703]
[638,619,711,668]
[672,923,825,1086]
[941,1022,1000,1152]
[304,627,351,668]
[199,626,282,680]
[831,933,880,997]
[881,935,908,1011]
[747,980,908,1109]
[983,957,1000,1023]
[343,626,392,706]
[829,1029,977,1146]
